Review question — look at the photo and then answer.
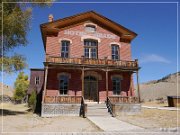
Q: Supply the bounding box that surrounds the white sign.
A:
[64,30,117,39]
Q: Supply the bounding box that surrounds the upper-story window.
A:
[59,75,69,95]
[111,45,119,60]
[85,25,96,33]
[112,77,121,95]
[35,76,40,85]
[84,39,98,59]
[61,40,70,58]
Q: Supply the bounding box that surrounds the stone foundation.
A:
[41,103,81,117]
[114,103,141,115]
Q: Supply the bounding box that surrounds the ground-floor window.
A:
[112,77,121,95]
[59,75,69,95]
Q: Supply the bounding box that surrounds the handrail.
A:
[80,96,87,118]
[46,55,138,68]
[106,97,116,117]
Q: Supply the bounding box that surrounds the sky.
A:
[2,0,179,87]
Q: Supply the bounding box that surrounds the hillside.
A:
[0,82,14,97]
[136,72,180,101]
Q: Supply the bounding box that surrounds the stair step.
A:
[86,103,111,117]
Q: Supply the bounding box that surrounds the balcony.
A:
[45,55,139,69]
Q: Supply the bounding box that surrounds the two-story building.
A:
[28,11,140,117]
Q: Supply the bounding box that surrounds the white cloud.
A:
[139,54,171,64]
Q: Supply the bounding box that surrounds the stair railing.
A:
[106,97,116,117]
[80,96,87,118]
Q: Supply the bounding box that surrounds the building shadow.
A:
[0,109,28,116]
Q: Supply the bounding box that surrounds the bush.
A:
[28,90,37,111]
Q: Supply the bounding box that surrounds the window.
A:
[61,40,70,58]
[84,39,98,59]
[111,45,119,60]
[59,75,69,95]
[112,77,121,95]
[85,25,96,32]
[35,76,40,85]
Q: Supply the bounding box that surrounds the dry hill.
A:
[136,72,180,102]
[0,82,14,97]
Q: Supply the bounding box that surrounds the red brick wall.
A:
[28,69,44,94]
[45,21,132,61]
[46,69,134,102]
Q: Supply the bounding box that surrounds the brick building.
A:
[28,11,140,116]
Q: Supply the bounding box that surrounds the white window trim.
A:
[81,35,101,43]
[84,22,97,28]
[109,42,121,48]
[59,38,72,44]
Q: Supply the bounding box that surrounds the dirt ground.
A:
[0,103,102,133]
[117,102,180,129]
[1,102,180,133]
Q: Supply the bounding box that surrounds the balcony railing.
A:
[46,55,138,68]
[44,96,82,104]
[108,96,139,104]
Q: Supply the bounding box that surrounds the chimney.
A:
[48,14,54,22]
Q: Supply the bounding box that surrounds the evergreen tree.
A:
[14,72,29,103]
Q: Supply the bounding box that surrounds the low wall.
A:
[114,103,141,116]
[41,103,81,117]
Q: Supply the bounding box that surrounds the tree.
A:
[0,0,53,73]
[13,72,29,103]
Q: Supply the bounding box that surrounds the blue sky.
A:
[2,0,179,87]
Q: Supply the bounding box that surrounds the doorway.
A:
[84,76,98,102]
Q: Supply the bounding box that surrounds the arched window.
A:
[85,25,96,32]
[61,40,70,58]
[112,77,121,95]
[111,44,120,60]
[84,39,98,59]
[59,75,69,95]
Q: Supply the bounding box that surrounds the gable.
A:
[58,20,120,41]
[40,11,137,50]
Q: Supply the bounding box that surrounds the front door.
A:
[84,76,98,101]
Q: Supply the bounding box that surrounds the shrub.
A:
[28,90,37,111]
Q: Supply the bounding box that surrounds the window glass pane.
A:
[64,90,68,94]
[111,45,119,60]
[61,41,70,58]
[84,48,89,58]
[112,77,121,95]
[59,75,69,95]
[84,40,98,58]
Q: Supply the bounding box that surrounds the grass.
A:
[117,107,180,129]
